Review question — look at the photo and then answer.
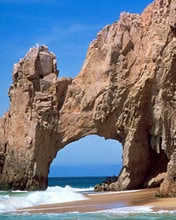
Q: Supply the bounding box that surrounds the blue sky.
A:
[0,0,153,177]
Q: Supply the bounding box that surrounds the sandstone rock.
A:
[144,172,166,188]
[169,0,176,28]
[157,151,176,197]
[94,176,119,192]
[94,184,103,192]
[0,0,176,191]
[0,45,59,190]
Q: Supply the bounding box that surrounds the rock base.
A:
[94,176,119,192]
[157,151,176,197]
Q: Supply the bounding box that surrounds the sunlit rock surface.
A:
[0,0,176,192]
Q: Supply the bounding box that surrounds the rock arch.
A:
[0,0,175,191]
[49,135,122,178]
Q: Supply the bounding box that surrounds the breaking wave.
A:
[0,186,89,213]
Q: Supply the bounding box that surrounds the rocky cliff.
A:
[0,0,176,193]
[157,150,176,197]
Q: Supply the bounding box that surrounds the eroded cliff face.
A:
[157,150,176,197]
[0,0,176,191]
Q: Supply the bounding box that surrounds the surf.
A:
[0,186,89,213]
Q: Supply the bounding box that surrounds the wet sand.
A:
[17,188,176,214]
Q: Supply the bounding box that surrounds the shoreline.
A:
[16,188,176,214]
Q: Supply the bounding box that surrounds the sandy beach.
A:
[16,188,176,214]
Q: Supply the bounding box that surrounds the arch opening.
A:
[49,135,122,189]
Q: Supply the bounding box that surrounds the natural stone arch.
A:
[0,0,176,191]
[49,135,122,178]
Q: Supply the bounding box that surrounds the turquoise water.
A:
[1,211,176,220]
[0,177,175,219]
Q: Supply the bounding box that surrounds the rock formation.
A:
[0,0,176,192]
[157,150,176,197]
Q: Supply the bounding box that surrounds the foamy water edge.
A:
[0,186,91,213]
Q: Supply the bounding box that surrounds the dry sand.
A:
[16,188,176,214]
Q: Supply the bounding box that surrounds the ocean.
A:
[0,177,175,219]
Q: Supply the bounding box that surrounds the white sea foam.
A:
[97,205,176,215]
[0,186,88,213]
[71,187,94,192]
[89,189,141,196]
[100,206,153,214]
